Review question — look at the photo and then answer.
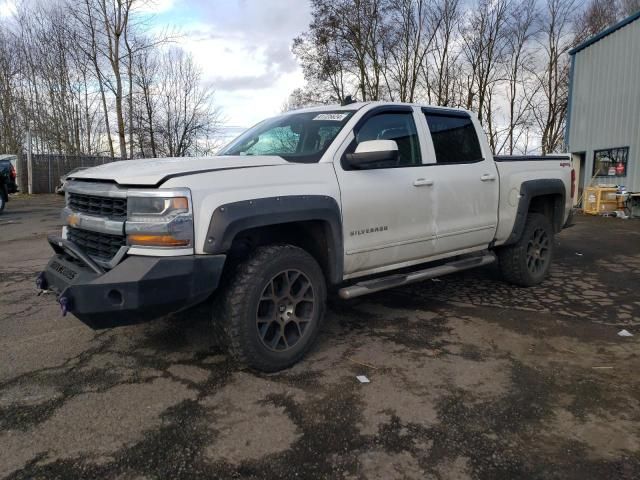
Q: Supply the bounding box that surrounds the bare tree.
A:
[620,0,640,15]
[156,49,222,157]
[293,0,389,102]
[290,0,612,155]
[423,0,462,106]
[96,0,135,159]
[575,0,619,44]
[0,0,222,160]
[133,47,160,157]
[382,0,439,102]
[292,6,351,104]
[500,0,539,154]
[532,0,576,154]
[281,87,327,112]
[74,0,116,156]
[460,0,511,133]
[0,31,21,153]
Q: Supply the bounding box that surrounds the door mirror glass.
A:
[344,140,399,169]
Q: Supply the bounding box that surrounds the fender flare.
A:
[504,179,566,246]
[203,195,343,284]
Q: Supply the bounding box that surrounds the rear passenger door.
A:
[420,109,499,254]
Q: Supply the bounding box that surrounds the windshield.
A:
[220,111,355,163]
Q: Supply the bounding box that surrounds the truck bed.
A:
[493,155,573,245]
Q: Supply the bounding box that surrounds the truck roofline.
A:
[287,101,474,118]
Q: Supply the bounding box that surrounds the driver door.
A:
[333,106,436,278]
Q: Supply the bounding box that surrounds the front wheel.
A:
[497,213,554,287]
[215,245,327,372]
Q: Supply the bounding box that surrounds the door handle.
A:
[480,173,496,181]
[413,178,434,187]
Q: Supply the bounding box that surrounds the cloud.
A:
[161,0,311,126]
[210,72,277,91]
[0,0,16,17]
[193,0,311,42]
[137,0,176,14]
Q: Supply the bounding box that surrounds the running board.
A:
[338,253,496,300]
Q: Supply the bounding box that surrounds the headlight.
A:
[127,197,189,216]
[125,189,194,249]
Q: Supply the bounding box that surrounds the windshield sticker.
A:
[313,113,350,121]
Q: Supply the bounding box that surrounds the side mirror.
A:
[344,140,399,170]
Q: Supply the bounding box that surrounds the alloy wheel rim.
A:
[256,269,315,352]
[526,227,550,275]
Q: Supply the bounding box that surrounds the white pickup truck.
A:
[39,102,574,371]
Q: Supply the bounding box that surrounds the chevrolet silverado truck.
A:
[38,102,574,371]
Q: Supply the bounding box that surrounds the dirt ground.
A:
[1,194,639,480]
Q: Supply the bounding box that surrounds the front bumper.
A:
[39,235,225,329]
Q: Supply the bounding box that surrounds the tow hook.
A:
[35,272,47,290]
[59,296,70,316]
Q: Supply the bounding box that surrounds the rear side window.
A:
[424,112,482,164]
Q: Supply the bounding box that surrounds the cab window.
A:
[355,112,422,167]
[424,112,482,164]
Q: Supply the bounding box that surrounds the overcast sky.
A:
[0,0,311,127]
[149,0,311,128]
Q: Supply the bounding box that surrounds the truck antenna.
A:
[341,95,355,106]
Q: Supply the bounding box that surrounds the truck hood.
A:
[70,156,289,186]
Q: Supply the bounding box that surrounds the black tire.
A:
[497,213,554,287]
[214,245,327,372]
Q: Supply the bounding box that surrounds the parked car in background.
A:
[0,168,11,214]
[0,155,18,214]
[0,156,18,193]
[38,101,574,371]
[56,167,89,194]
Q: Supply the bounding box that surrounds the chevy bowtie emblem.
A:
[68,213,81,227]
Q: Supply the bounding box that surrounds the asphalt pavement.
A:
[1,194,639,479]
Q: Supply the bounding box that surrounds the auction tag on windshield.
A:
[313,113,350,121]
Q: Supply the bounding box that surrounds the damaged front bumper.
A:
[38,235,225,329]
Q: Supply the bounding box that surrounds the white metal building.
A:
[566,10,640,200]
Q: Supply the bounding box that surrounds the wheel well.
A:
[226,220,339,284]
[528,194,563,232]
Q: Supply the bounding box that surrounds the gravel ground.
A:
[1,194,639,480]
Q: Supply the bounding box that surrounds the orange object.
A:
[170,197,189,210]
[583,187,618,215]
[127,234,190,247]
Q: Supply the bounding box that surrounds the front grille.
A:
[67,227,126,261]
[68,193,127,219]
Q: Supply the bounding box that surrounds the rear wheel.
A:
[498,213,554,287]
[215,245,326,372]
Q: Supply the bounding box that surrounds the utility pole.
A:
[27,126,33,195]
[166,95,171,157]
